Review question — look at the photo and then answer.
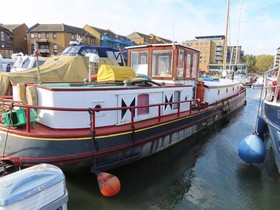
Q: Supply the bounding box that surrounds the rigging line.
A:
[254,75,265,134]
[2,103,14,158]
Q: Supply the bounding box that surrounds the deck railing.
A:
[0,98,199,133]
[0,88,246,134]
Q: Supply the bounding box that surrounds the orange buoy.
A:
[97,172,121,197]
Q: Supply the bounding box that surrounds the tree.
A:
[255,54,274,72]
[244,54,274,73]
[244,54,257,72]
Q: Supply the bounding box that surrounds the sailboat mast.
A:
[223,0,230,70]
[235,0,242,65]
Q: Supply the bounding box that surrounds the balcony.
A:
[37,39,49,43]
[39,49,50,54]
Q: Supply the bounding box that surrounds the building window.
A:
[53,44,58,53]
[30,33,34,39]
[31,44,34,52]
[71,34,75,40]
[45,33,49,39]
[53,33,57,39]
[37,33,41,39]
[0,31,4,41]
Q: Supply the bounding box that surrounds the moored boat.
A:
[238,66,280,172]
[0,43,246,174]
[260,67,280,172]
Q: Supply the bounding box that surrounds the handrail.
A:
[0,98,198,133]
[0,88,245,134]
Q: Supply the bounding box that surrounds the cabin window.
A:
[173,91,181,109]
[137,94,149,115]
[185,54,192,78]
[152,50,172,77]
[131,51,149,74]
[191,53,198,79]
[177,49,184,77]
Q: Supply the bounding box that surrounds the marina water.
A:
[66,88,280,210]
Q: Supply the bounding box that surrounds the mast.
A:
[223,0,230,70]
[235,0,242,65]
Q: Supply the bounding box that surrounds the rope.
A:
[88,108,100,175]
[2,103,14,157]
[254,74,265,134]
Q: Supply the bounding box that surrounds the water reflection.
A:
[66,89,280,210]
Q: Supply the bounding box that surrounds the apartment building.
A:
[0,24,28,57]
[27,23,96,56]
[183,35,226,72]
[84,24,135,50]
[274,47,280,67]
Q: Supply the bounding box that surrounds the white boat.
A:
[11,55,47,72]
[0,43,246,174]
[261,67,280,172]
[0,163,68,209]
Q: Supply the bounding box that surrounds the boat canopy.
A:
[0,56,119,95]
[97,65,136,82]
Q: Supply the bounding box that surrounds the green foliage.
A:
[255,54,274,72]
[244,54,274,73]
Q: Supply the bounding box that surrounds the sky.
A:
[1,0,279,55]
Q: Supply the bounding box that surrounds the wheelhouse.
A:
[126,44,200,81]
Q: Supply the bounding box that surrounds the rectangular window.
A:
[137,94,149,115]
[185,54,191,78]
[131,51,149,75]
[45,33,49,39]
[37,33,41,39]
[192,53,198,78]
[30,33,34,39]
[53,33,57,39]
[0,31,4,41]
[71,34,75,40]
[177,49,184,77]
[53,44,58,53]
[152,50,172,77]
